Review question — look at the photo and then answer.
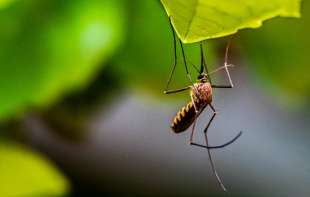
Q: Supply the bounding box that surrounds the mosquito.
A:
[164,17,242,191]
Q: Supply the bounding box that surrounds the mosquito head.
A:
[197,73,208,83]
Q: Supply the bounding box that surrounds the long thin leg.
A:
[164,17,179,93]
[205,104,227,191]
[190,104,242,149]
[179,39,197,91]
[189,107,214,146]
[190,104,228,190]
[192,131,242,149]
[164,86,190,94]
[211,85,233,88]
[207,64,234,76]
[190,93,199,113]
[189,113,198,145]
[164,17,195,94]
[211,40,234,89]
[224,40,234,87]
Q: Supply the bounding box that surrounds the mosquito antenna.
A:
[165,17,178,91]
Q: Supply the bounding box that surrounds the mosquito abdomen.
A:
[171,100,205,133]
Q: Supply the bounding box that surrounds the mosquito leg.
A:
[223,40,234,87]
[189,109,214,147]
[191,131,242,149]
[190,93,198,113]
[211,85,232,88]
[189,86,207,144]
[164,17,195,94]
[164,86,190,94]
[189,113,198,145]
[164,17,179,93]
[191,104,227,190]
[190,103,242,149]
[179,39,198,94]
[204,104,227,191]
[211,40,234,89]
[207,64,234,76]
[209,103,216,113]
[205,130,227,191]
[200,41,234,87]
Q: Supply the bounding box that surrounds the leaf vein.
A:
[184,0,199,40]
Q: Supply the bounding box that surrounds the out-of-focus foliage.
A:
[240,0,310,107]
[0,141,69,196]
[0,0,15,9]
[161,0,301,43]
[0,0,125,120]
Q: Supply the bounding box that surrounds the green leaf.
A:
[160,0,301,43]
[0,141,69,197]
[0,0,125,120]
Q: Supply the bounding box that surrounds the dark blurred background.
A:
[0,0,310,196]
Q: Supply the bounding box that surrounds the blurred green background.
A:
[0,0,310,196]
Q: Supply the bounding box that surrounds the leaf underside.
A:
[161,0,301,43]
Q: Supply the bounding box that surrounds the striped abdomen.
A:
[171,100,207,133]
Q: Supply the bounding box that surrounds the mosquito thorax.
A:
[191,81,212,104]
